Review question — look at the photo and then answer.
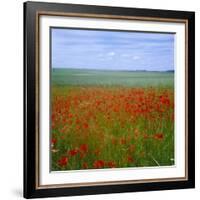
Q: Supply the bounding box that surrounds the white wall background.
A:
[0,0,198,199]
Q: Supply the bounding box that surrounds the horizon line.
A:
[52,67,174,72]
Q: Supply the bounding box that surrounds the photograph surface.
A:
[50,28,175,171]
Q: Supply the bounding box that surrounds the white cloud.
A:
[132,56,140,60]
[121,54,130,57]
[107,52,115,56]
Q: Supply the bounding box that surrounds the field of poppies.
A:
[51,69,174,171]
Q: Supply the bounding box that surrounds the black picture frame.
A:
[24,1,195,198]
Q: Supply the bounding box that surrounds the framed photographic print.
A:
[24,1,195,198]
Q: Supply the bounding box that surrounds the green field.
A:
[51,68,174,87]
[51,68,174,171]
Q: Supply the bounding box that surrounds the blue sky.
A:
[51,28,174,71]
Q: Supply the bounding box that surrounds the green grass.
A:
[51,68,174,87]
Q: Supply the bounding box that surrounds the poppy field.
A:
[51,69,174,171]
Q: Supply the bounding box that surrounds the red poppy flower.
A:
[68,113,73,118]
[83,123,89,129]
[153,133,164,140]
[160,95,170,106]
[111,138,117,145]
[58,156,68,167]
[120,138,126,145]
[68,149,79,156]
[79,144,88,153]
[127,156,134,163]
[82,162,88,169]
[51,138,57,145]
[93,160,105,169]
[106,161,116,168]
